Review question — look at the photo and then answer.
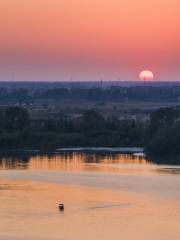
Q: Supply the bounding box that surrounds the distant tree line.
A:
[0,106,179,157]
[0,107,145,149]
[33,87,180,102]
[0,86,180,104]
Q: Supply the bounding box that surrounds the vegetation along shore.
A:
[0,106,179,157]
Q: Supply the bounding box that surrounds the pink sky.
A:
[0,0,180,81]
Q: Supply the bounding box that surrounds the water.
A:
[0,151,180,240]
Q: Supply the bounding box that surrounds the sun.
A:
[139,70,154,81]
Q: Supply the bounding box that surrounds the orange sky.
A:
[0,0,179,81]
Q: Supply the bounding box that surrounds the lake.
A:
[0,150,180,240]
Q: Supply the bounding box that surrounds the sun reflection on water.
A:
[0,152,156,175]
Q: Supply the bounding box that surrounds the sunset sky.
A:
[0,0,179,81]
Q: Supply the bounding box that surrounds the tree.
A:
[148,107,179,136]
[145,121,180,156]
[3,107,30,131]
[81,110,105,132]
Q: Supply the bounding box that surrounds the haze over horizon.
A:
[0,0,179,82]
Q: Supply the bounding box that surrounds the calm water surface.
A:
[0,151,180,240]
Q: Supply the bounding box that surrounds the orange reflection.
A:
[0,179,180,240]
[0,152,155,175]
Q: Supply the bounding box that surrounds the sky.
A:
[0,0,179,81]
